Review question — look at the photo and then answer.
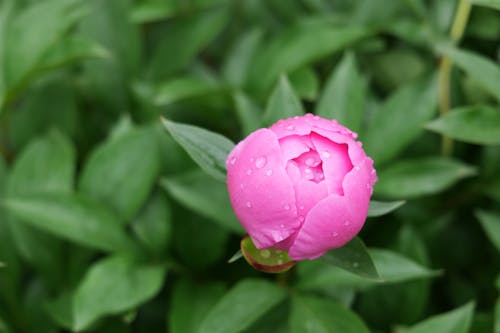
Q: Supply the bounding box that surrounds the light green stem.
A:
[438,0,472,156]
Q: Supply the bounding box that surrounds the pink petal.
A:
[288,158,375,260]
[311,133,353,195]
[288,194,352,260]
[278,135,312,162]
[226,129,299,249]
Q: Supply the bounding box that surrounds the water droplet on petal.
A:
[246,169,252,175]
[229,157,237,165]
[331,232,339,238]
[240,184,245,189]
[250,157,254,163]
[246,201,252,208]
[354,166,360,171]
[255,156,267,169]
[286,125,295,131]
[305,158,315,166]
[284,204,290,211]
[298,216,305,222]
[299,205,305,210]
[321,151,331,159]
[260,249,271,258]
[279,223,286,229]
[266,169,273,176]
[366,183,371,189]
[344,220,351,226]
[357,141,363,147]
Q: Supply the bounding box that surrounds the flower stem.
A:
[438,0,472,156]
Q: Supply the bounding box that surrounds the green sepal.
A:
[240,235,296,274]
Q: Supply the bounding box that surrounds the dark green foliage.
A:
[0,0,499,332]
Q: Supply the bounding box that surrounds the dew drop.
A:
[354,166,360,171]
[246,169,252,175]
[260,249,271,258]
[298,216,305,222]
[357,141,363,147]
[286,125,295,131]
[331,232,339,238]
[366,183,371,189]
[321,151,331,159]
[353,262,359,268]
[255,156,267,169]
[344,220,351,226]
[277,259,284,265]
[240,183,245,189]
[305,158,315,167]
[245,201,252,208]
[266,169,273,176]
[229,157,237,165]
[284,204,290,211]
[299,205,305,210]
[279,223,286,229]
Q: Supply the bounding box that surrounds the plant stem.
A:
[438,0,472,156]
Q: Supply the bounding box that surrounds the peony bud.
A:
[226,114,377,261]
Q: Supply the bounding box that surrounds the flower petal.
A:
[226,129,299,248]
[311,133,353,195]
[288,194,354,260]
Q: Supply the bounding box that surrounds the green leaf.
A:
[439,45,500,102]
[316,52,366,133]
[222,28,263,87]
[297,249,439,290]
[148,6,228,79]
[6,130,74,280]
[2,193,136,253]
[161,118,234,182]
[3,0,86,96]
[426,105,500,145]
[78,0,140,112]
[321,237,379,279]
[368,200,406,217]
[8,75,78,152]
[130,0,177,23]
[168,278,225,333]
[131,191,171,255]
[263,75,304,126]
[290,295,370,333]
[153,75,225,106]
[160,170,243,234]
[362,76,438,165]
[475,210,500,252]
[73,255,166,331]
[247,23,369,95]
[39,35,110,70]
[232,91,262,136]
[399,302,475,333]
[289,66,319,101]
[197,279,286,333]
[79,127,160,222]
[375,157,477,199]
[470,0,500,10]
[369,249,441,283]
[7,130,75,195]
[495,297,500,333]
[172,213,229,270]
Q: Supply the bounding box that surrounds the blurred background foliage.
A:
[0,0,499,332]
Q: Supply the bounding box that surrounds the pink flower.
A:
[226,114,377,260]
